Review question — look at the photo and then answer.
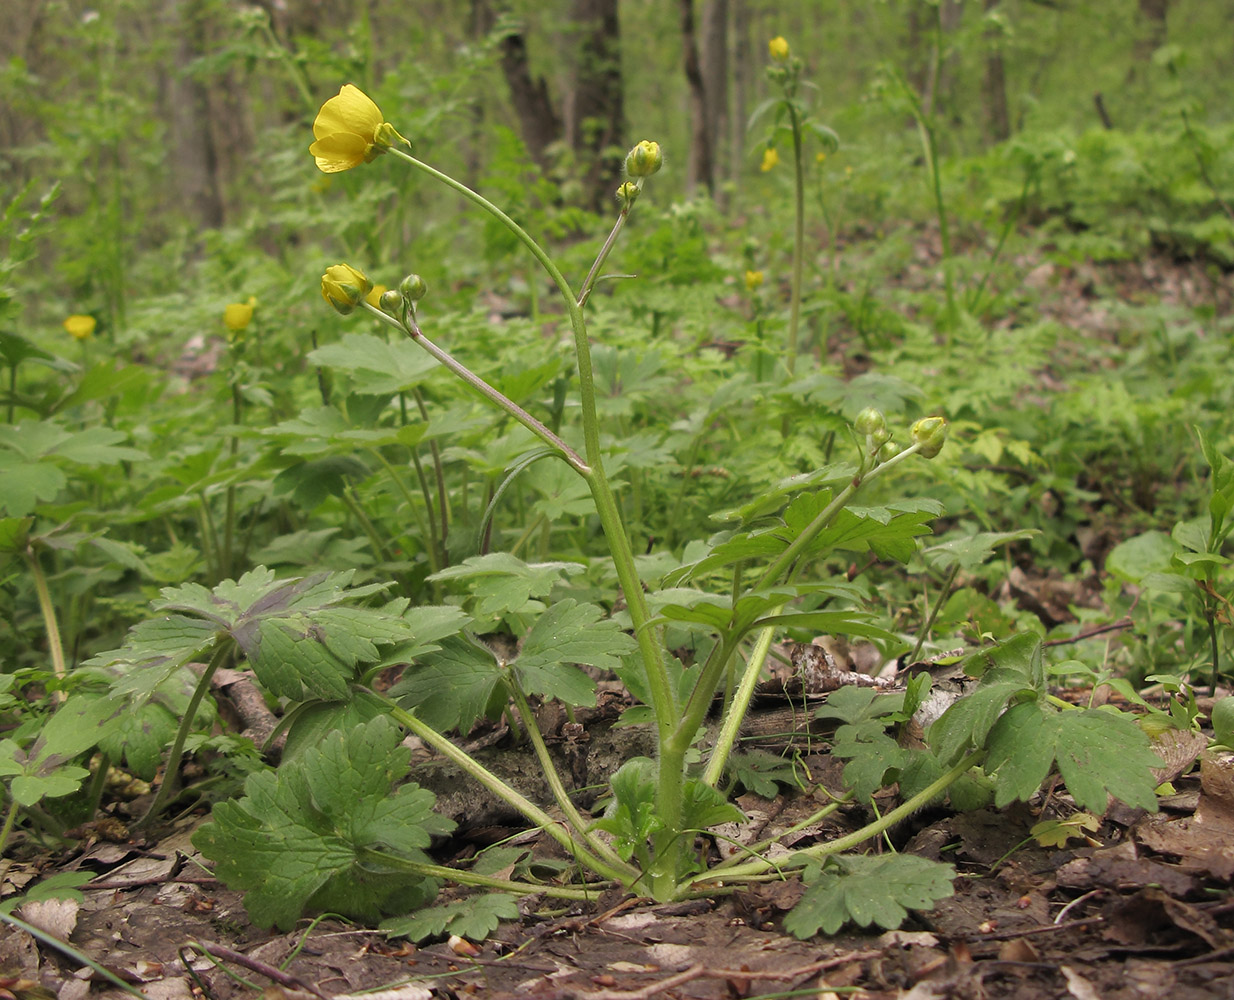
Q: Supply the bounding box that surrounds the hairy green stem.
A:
[911,560,959,663]
[702,616,782,787]
[785,102,807,377]
[387,146,676,891]
[507,681,629,870]
[376,696,637,884]
[26,546,67,703]
[696,750,985,885]
[410,388,450,559]
[0,798,20,858]
[136,639,232,829]
[359,848,605,900]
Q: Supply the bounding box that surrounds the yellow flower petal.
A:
[64,314,96,340]
[365,284,388,308]
[760,147,780,172]
[768,36,790,61]
[310,132,373,173]
[224,302,254,331]
[312,84,383,142]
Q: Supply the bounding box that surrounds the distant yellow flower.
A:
[816,152,827,164]
[760,147,780,172]
[321,263,373,315]
[768,36,790,61]
[744,270,764,291]
[223,300,255,332]
[309,84,409,173]
[64,314,95,340]
[365,284,388,308]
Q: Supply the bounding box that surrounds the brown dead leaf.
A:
[1134,753,1234,878]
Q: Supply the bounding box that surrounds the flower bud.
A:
[378,289,403,314]
[854,407,886,437]
[760,147,780,172]
[744,269,764,291]
[768,36,790,61]
[616,181,640,207]
[398,273,428,303]
[911,416,948,459]
[878,440,900,464]
[364,284,388,309]
[321,263,373,315]
[625,140,663,178]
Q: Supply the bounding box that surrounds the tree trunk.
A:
[162,0,225,228]
[982,0,1010,142]
[701,0,729,196]
[567,0,625,210]
[680,0,713,195]
[730,0,751,185]
[484,4,562,172]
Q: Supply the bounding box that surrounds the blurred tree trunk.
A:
[1136,0,1169,58]
[567,0,625,209]
[480,3,562,171]
[680,0,713,195]
[982,0,1010,141]
[701,0,729,197]
[162,0,225,228]
[730,0,751,185]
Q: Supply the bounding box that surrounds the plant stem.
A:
[26,545,66,703]
[411,388,450,560]
[911,560,960,663]
[359,848,604,900]
[702,616,781,787]
[577,198,634,309]
[0,797,20,858]
[339,483,391,564]
[376,696,637,884]
[507,681,629,869]
[135,639,232,829]
[387,146,675,889]
[696,750,985,885]
[371,448,438,575]
[785,102,807,377]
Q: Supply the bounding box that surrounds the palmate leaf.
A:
[784,855,955,938]
[308,332,439,395]
[984,702,1163,813]
[381,893,520,943]
[390,635,506,733]
[514,600,635,707]
[103,568,417,706]
[428,553,585,617]
[193,717,454,930]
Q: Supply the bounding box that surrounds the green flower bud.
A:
[398,273,428,302]
[321,263,373,315]
[878,440,900,464]
[625,140,663,178]
[378,289,403,314]
[854,407,886,436]
[911,416,948,459]
[616,181,640,207]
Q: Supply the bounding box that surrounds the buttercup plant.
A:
[751,36,839,377]
[179,83,1163,935]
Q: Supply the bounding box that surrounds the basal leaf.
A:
[381,893,520,942]
[927,680,1030,765]
[193,717,452,930]
[1054,709,1163,813]
[391,635,505,733]
[984,701,1057,807]
[514,600,634,706]
[784,855,955,938]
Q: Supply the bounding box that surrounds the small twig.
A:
[1042,618,1133,647]
[181,940,328,999]
[953,915,1105,944]
[582,949,880,999]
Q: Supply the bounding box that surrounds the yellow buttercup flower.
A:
[760,147,780,172]
[64,314,96,340]
[223,300,255,332]
[321,263,373,315]
[309,84,409,173]
[744,270,764,291]
[365,284,388,308]
[816,152,827,164]
[768,36,790,61]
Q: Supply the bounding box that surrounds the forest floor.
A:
[4,248,1234,1000]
